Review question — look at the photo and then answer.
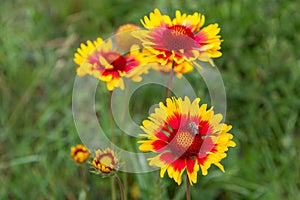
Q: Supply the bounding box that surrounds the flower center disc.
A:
[100,155,114,167]
[169,130,198,157]
[162,25,195,53]
[176,131,194,148]
[104,52,127,71]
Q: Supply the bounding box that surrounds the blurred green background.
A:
[1,0,299,199]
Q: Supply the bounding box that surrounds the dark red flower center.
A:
[88,51,127,73]
[102,52,127,71]
[168,120,214,158]
[160,25,195,53]
[169,129,202,158]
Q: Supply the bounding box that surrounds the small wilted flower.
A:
[92,148,119,174]
[71,144,90,164]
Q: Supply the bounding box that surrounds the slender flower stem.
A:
[109,91,115,144]
[122,173,128,200]
[157,175,162,200]
[116,175,125,200]
[80,165,88,199]
[120,82,129,200]
[111,177,116,200]
[186,173,191,200]
[166,60,175,98]
[109,91,116,200]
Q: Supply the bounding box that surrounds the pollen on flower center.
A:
[161,25,195,53]
[169,130,200,157]
[175,131,194,148]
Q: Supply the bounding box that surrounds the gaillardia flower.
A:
[71,144,90,164]
[134,8,223,68]
[138,97,236,185]
[74,38,147,91]
[92,148,119,174]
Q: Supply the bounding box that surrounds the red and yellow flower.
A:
[138,97,236,185]
[71,144,90,164]
[74,38,147,91]
[92,148,119,174]
[134,8,223,71]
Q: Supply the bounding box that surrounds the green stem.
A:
[109,91,115,144]
[186,173,191,200]
[111,177,116,200]
[116,175,125,200]
[121,82,129,200]
[109,91,116,200]
[157,174,162,200]
[166,60,175,98]
[122,172,128,200]
[80,165,88,200]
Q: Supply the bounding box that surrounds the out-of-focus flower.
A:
[92,148,118,174]
[138,96,236,185]
[71,144,90,164]
[74,38,148,91]
[130,182,140,200]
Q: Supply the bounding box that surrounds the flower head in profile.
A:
[92,148,119,174]
[134,8,223,69]
[71,144,90,164]
[74,38,147,91]
[138,97,236,185]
